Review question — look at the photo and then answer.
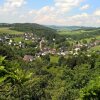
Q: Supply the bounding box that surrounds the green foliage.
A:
[41,54,50,64]
[0,27,23,34]
[0,45,15,60]
[58,56,67,66]
[10,23,58,41]
[0,25,100,99]
[0,56,33,100]
[58,28,100,40]
[0,49,100,100]
[80,76,100,100]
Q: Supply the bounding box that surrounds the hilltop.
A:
[0,23,58,40]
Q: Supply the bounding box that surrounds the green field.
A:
[57,29,89,35]
[96,35,100,40]
[58,29,100,43]
[58,30,82,35]
[58,29,100,35]
[13,37,24,42]
[50,55,59,63]
[0,27,23,34]
[81,35,100,43]
[90,46,100,51]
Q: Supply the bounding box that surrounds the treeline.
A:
[0,23,13,27]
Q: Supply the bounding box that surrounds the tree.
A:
[58,56,67,66]
[0,56,32,100]
[80,76,100,100]
[0,45,15,60]
[82,40,87,44]
[41,54,50,64]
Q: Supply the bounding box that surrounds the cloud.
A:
[66,12,100,26]
[80,4,90,10]
[54,0,84,12]
[0,0,26,12]
[94,9,100,16]
[71,13,88,19]
[18,0,100,27]
[21,0,84,24]
[0,0,100,26]
[28,0,84,16]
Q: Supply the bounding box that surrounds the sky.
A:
[0,0,100,26]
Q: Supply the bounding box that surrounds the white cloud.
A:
[66,12,100,26]
[28,0,84,16]
[18,0,100,27]
[33,15,65,25]
[0,0,100,27]
[0,0,26,12]
[80,4,90,10]
[94,9,100,16]
[0,0,27,23]
[71,13,88,19]
[54,0,84,12]
[22,0,85,25]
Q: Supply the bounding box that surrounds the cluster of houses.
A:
[24,33,35,41]
[23,39,100,62]
[0,34,25,48]
[0,33,100,62]
[0,35,10,42]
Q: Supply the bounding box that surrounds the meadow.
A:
[0,27,23,34]
[58,30,82,35]
[90,45,100,51]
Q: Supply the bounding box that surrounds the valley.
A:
[0,23,100,100]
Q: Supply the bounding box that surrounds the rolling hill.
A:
[0,23,58,40]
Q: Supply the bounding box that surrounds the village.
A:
[0,32,100,62]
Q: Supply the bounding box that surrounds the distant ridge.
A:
[0,23,98,31]
[46,25,97,31]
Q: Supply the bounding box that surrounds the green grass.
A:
[13,37,33,44]
[58,30,71,35]
[13,37,24,42]
[90,46,100,51]
[0,27,23,34]
[58,29,100,36]
[81,35,100,43]
[57,29,88,35]
[96,36,100,40]
[50,55,59,63]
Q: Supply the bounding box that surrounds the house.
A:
[9,39,13,43]
[61,52,66,56]
[73,52,78,55]
[0,38,3,42]
[23,55,34,62]
[25,38,29,41]
[74,48,80,52]
[50,49,56,54]
[5,36,9,40]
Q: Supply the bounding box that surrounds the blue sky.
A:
[28,0,54,9]
[0,0,100,26]
[30,0,99,10]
